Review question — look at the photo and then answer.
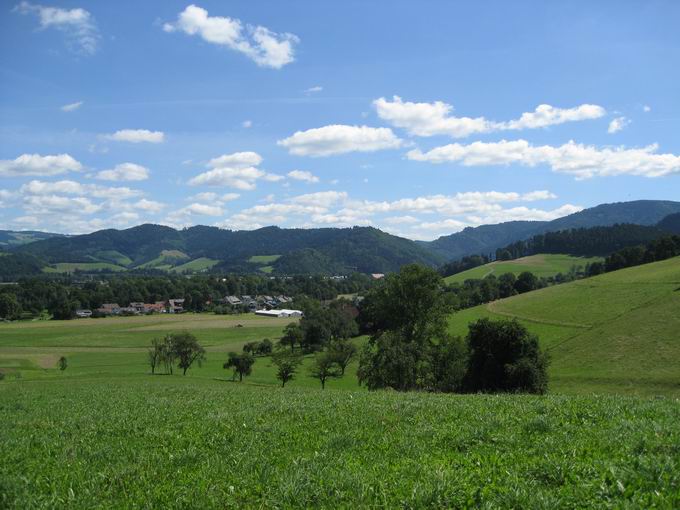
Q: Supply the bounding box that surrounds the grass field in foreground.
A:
[448,256,680,396]
[1,378,678,509]
[444,254,602,284]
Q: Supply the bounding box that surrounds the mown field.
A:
[444,254,602,284]
[1,378,678,508]
[448,256,680,396]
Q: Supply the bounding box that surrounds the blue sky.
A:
[1,0,679,240]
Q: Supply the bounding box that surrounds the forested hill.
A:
[0,230,63,248]
[13,224,445,274]
[425,200,680,260]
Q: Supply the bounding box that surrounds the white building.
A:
[254,309,303,318]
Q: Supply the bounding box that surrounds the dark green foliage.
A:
[309,351,342,389]
[327,340,357,375]
[166,332,206,376]
[224,352,255,382]
[57,356,67,371]
[439,254,489,278]
[464,319,549,394]
[271,351,303,387]
[657,212,680,234]
[0,293,22,320]
[243,339,274,356]
[279,323,303,352]
[0,252,44,281]
[514,271,539,293]
[605,236,680,272]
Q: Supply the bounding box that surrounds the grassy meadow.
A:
[448,256,680,396]
[444,254,602,284]
[2,258,680,508]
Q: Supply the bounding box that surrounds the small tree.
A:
[0,293,21,320]
[243,341,260,355]
[57,356,67,371]
[272,351,303,387]
[167,332,206,376]
[148,337,163,375]
[279,323,303,352]
[328,340,357,375]
[309,351,342,390]
[224,352,255,382]
[464,318,549,394]
[258,338,273,355]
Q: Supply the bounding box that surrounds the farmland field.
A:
[42,262,127,273]
[444,254,602,284]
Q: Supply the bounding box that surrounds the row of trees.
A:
[357,265,549,394]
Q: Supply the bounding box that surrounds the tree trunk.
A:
[183,366,188,375]
[239,372,243,382]
[321,378,325,390]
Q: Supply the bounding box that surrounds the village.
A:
[76,294,300,318]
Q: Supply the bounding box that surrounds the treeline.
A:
[0,273,372,320]
[438,255,489,279]
[602,235,680,273]
[495,224,665,260]
[357,265,548,394]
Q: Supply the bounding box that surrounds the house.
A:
[224,295,242,306]
[168,298,185,313]
[75,309,92,318]
[254,309,303,318]
[144,303,165,314]
[371,273,385,280]
[118,306,139,315]
[97,303,121,315]
[129,302,145,313]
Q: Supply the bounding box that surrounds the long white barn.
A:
[254,309,303,318]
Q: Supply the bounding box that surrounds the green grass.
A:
[170,257,219,273]
[1,378,678,509]
[248,254,281,264]
[134,250,190,269]
[93,250,133,266]
[448,256,680,396]
[43,262,127,274]
[445,254,602,284]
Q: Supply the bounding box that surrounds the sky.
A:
[1,0,679,240]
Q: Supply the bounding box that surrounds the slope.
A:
[444,254,602,284]
[447,256,680,396]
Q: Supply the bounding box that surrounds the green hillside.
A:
[447,256,680,396]
[445,254,601,283]
[43,262,127,274]
[170,257,220,273]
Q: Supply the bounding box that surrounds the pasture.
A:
[448,256,680,396]
[444,254,602,284]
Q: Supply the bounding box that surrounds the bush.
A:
[464,318,549,394]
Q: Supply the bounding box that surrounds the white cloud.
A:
[23,194,101,215]
[278,125,403,157]
[135,199,165,212]
[104,129,165,144]
[15,1,99,55]
[374,96,606,138]
[291,191,348,207]
[61,101,83,112]
[242,120,253,128]
[221,193,240,202]
[0,154,82,177]
[287,169,319,183]
[407,139,680,179]
[608,116,631,134]
[305,86,323,94]
[0,190,15,208]
[383,215,419,225]
[182,203,224,216]
[643,105,651,113]
[163,4,298,69]
[20,180,142,200]
[189,151,281,189]
[96,163,150,181]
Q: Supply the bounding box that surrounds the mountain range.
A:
[2,199,679,277]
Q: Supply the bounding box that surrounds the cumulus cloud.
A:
[643,105,651,113]
[287,169,320,183]
[278,125,403,157]
[0,153,82,177]
[305,86,323,94]
[104,129,165,143]
[96,163,150,181]
[242,120,252,128]
[61,101,83,112]
[135,199,165,212]
[163,4,299,69]
[608,116,631,134]
[20,179,142,200]
[374,96,606,138]
[407,139,680,179]
[189,151,281,189]
[15,1,99,55]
